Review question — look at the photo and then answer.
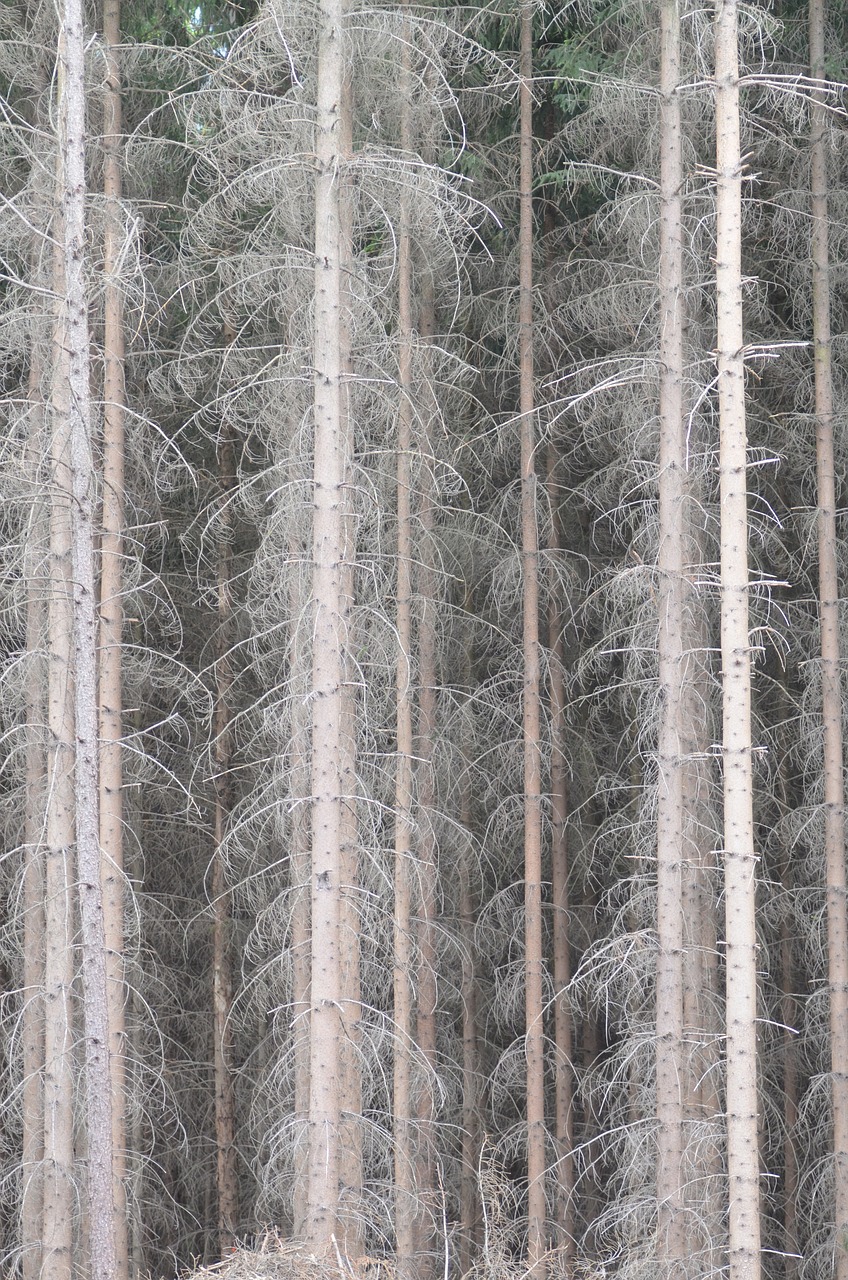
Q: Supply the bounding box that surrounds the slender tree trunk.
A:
[290,552,311,1241]
[307,0,349,1246]
[415,282,439,1278]
[213,415,239,1253]
[518,5,545,1272]
[808,2,848,1269]
[337,77,362,1255]
[546,446,573,1257]
[43,25,81,1280]
[394,13,417,1263]
[714,2,761,1275]
[459,593,482,1275]
[22,295,46,1280]
[656,0,687,1268]
[99,3,129,1274]
[59,4,117,1275]
[777,698,798,1280]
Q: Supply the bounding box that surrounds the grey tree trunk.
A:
[518,4,546,1273]
[99,2,129,1272]
[808,2,848,1270]
[213,413,239,1252]
[394,9,417,1268]
[655,0,687,1267]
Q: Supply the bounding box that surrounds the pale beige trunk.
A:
[519,6,545,1271]
[546,445,573,1256]
[655,0,687,1267]
[213,417,239,1252]
[415,283,439,1276]
[291,566,311,1241]
[778,701,799,1280]
[459,595,482,1274]
[99,3,129,1273]
[60,3,118,1275]
[43,25,80,1280]
[306,0,349,1246]
[337,79,362,1253]
[714,2,761,1275]
[809,2,848,1269]
[393,10,417,1268]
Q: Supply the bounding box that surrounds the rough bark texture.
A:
[99,3,129,1273]
[22,314,46,1280]
[393,14,416,1262]
[43,24,80,1280]
[808,1,848,1269]
[547,445,573,1254]
[60,3,117,1275]
[519,7,545,1272]
[714,2,761,1276]
[459,593,482,1274]
[655,0,687,1268]
[415,282,439,1276]
[306,0,348,1246]
[213,416,239,1252]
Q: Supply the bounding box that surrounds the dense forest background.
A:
[1,0,847,1277]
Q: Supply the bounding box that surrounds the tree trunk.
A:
[61,3,117,1274]
[337,76,362,1255]
[22,268,46,1280]
[43,22,81,1280]
[459,592,482,1275]
[394,7,417,1268]
[518,4,545,1273]
[99,3,129,1273]
[546,445,573,1257]
[656,0,687,1268]
[808,1,848,1269]
[213,414,239,1253]
[714,2,761,1275]
[307,0,350,1247]
[415,281,439,1278]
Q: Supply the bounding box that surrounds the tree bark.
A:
[415,282,439,1278]
[459,592,482,1275]
[546,445,573,1257]
[307,0,350,1247]
[22,289,46,1280]
[518,4,545,1273]
[213,414,239,1253]
[656,0,687,1268]
[99,3,129,1273]
[714,2,761,1276]
[62,2,117,1273]
[808,1,848,1269]
[394,8,417,1270]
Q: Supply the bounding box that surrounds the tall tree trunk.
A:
[415,282,439,1278]
[99,3,129,1274]
[518,4,545,1273]
[656,0,687,1268]
[394,12,416,1264]
[60,4,117,1275]
[213,414,239,1253]
[714,2,761,1276]
[22,304,46,1280]
[546,445,573,1257]
[459,592,482,1274]
[43,22,81,1280]
[809,1,848,1269]
[337,76,362,1255]
[306,0,350,1247]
